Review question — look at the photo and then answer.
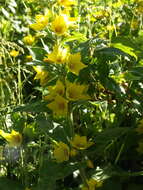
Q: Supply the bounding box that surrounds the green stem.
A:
[17,61,22,105]
[114,142,125,165]
[79,168,89,188]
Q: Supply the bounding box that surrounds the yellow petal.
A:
[0,130,22,147]
[67,53,87,75]
[47,95,68,116]
[66,81,90,101]
[53,142,70,162]
[10,50,19,57]
[51,15,68,35]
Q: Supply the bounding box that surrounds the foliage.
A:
[0,0,143,190]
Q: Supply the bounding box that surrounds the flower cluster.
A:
[45,79,90,116]
[53,134,94,163]
[28,0,90,118]
[23,0,97,188]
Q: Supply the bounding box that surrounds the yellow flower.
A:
[10,50,19,57]
[94,10,109,20]
[51,15,69,35]
[0,130,22,147]
[33,66,49,86]
[47,95,68,116]
[81,178,103,190]
[58,0,76,7]
[67,52,87,75]
[30,14,48,31]
[23,34,35,45]
[35,15,48,25]
[66,81,90,101]
[44,80,65,101]
[70,134,93,150]
[53,141,70,162]
[25,55,33,62]
[30,23,45,31]
[44,45,68,64]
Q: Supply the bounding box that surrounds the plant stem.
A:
[114,142,125,165]
[79,168,89,188]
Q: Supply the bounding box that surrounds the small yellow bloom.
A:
[106,25,114,31]
[47,95,68,116]
[30,14,48,31]
[70,134,93,150]
[136,119,143,134]
[33,66,49,86]
[51,15,69,35]
[67,52,87,75]
[66,81,90,101]
[0,130,22,147]
[25,55,33,62]
[58,0,76,7]
[81,178,103,190]
[53,141,70,162]
[30,23,45,31]
[44,80,65,101]
[10,50,19,57]
[44,45,68,64]
[35,15,48,25]
[94,10,109,20]
[23,34,35,45]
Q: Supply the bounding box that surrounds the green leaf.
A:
[36,160,84,189]
[63,32,87,43]
[42,161,82,180]
[0,177,24,190]
[100,178,122,190]
[36,113,54,132]
[92,127,130,156]
[14,101,50,113]
[95,46,136,62]
[95,127,130,144]
[125,67,143,80]
[112,43,137,60]
[27,47,47,61]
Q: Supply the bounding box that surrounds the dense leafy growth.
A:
[0,0,143,189]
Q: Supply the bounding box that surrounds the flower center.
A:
[58,102,66,110]
[68,62,75,70]
[55,26,64,33]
